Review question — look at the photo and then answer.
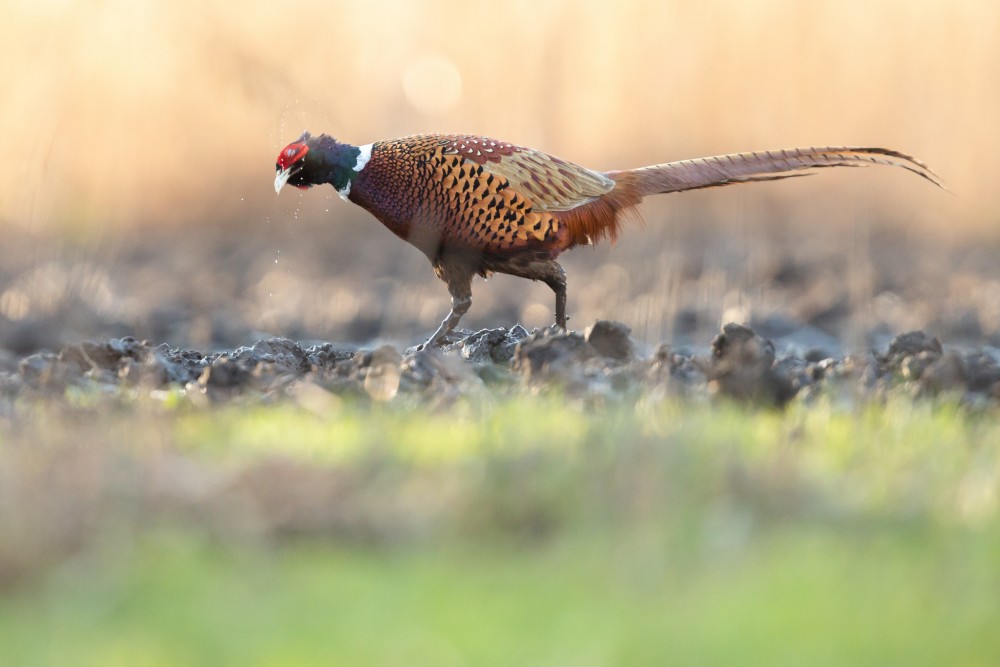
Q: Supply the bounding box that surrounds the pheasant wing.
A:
[440,135,615,212]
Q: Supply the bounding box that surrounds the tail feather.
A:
[609,146,945,197]
[556,146,943,251]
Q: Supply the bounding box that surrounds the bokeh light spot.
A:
[402,54,463,116]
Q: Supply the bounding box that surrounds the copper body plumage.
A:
[274,132,942,347]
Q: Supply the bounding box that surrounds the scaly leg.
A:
[423,260,474,348]
[487,256,569,331]
[542,263,568,329]
[423,293,472,348]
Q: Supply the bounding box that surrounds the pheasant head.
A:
[274,131,372,198]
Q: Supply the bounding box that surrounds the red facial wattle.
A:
[276,143,309,170]
[274,142,310,193]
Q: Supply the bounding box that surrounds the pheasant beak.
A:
[274,166,293,194]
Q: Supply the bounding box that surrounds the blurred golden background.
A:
[0,0,996,349]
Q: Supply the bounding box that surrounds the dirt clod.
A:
[585,320,636,361]
[511,328,598,388]
[460,325,529,364]
[708,323,794,406]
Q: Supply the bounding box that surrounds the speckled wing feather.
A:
[441,136,615,212]
[611,146,945,196]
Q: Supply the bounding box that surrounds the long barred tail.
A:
[556,146,943,251]
[607,147,945,197]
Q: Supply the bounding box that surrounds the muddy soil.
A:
[2,220,1000,405]
[6,320,1000,407]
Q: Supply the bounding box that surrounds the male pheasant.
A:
[274,132,942,347]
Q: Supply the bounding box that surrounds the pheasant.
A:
[274,132,942,347]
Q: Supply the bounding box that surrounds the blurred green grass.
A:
[1,394,999,665]
[3,527,998,667]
